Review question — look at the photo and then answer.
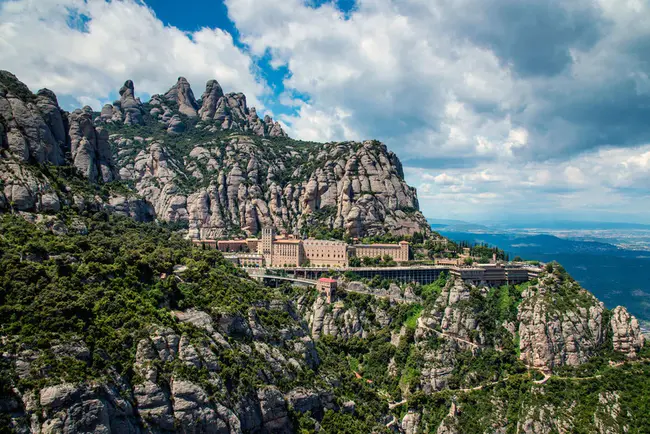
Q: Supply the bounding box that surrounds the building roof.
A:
[353,243,402,248]
[318,277,337,283]
[274,239,301,244]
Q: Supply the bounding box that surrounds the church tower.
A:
[260,227,275,266]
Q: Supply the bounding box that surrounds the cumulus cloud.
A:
[226,0,650,222]
[408,144,650,221]
[0,0,265,110]
[2,0,649,222]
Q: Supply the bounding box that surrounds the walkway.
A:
[419,320,484,349]
[382,358,648,411]
[253,274,318,287]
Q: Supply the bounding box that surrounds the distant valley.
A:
[433,220,650,324]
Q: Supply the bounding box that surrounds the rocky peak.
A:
[164,76,199,117]
[119,79,136,98]
[198,79,224,121]
[517,269,645,371]
[68,106,118,183]
[0,72,66,165]
[118,79,144,125]
[610,305,645,358]
[35,88,68,149]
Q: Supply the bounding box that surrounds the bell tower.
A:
[260,227,275,266]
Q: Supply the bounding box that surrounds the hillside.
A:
[0,71,428,239]
[0,212,648,433]
[440,230,650,322]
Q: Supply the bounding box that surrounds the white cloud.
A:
[225,0,650,223]
[0,0,266,110]
[407,143,650,221]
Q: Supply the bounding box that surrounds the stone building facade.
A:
[349,241,409,262]
[317,277,337,303]
[196,227,411,268]
[303,239,348,267]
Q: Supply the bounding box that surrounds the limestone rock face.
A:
[429,277,484,345]
[517,273,606,371]
[297,293,377,340]
[0,159,61,212]
[402,410,422,434]
[197,79,287,137]
[610,305,644,358]
[98,103,122,124]
[257,387,291,433]
[114,136,429,238]
[118,79,145,125]
[0,71,426,238]
[167,114,185,134]
[199,79,225,120]
[35,88,68,152]
[0,71,66,164]
[164,76,199,117]
[68,107,118,182]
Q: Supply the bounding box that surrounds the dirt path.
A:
[383,358,650,411]
[420,322,484,349]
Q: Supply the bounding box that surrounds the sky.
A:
[1,0,650,224]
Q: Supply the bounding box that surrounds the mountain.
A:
[1,69,650,433]
[0,71,429,238]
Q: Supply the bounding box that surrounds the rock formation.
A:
[115,135,428,238]
[118,79,145,125]
[199,79,225,121]
[95,79,145,126]
[0,71,66,165]
[68,107,118,183]
[0,71,427,237]
[610,305,644,358]
[517,271,608,371]
[164,76,199,117]
[3,303,328,433]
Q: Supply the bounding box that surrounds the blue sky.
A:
[2,0,650,224]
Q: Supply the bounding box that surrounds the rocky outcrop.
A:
[199,79,225,121]
[610,306,644,359]
[1,71,427,238]
[296,292,397,339]
[436,402,460,434]
[0,71,66,165]
[164,76,199,117]
[517,272,606,371]
[3,303,329,433]
[115,136,429,238]
[427,277,484,345]
[594,391,630,433]
[413,277,485,393]
[0,160,62,212]
[95,80,145,126]
[197,79,287,137]
[258,387,292,433]
[402,410,422,434]
[516,394,574,434]
[118,79,145,125]
[68,106,118,183]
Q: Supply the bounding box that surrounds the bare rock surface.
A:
[610,305,644,358]
[517,272,606,371]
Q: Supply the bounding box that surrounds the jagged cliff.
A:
[0,71,428,238]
